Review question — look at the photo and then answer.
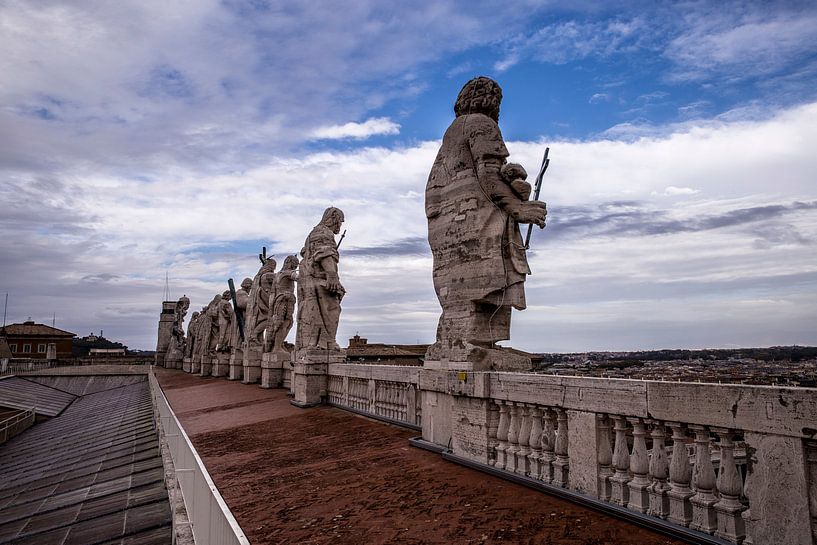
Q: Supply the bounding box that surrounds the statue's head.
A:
[283,254,299,271]
[241,277,253,291]
[454,76,502,122]
[191,311,199,320]
[222,290,231,300]
[261,257,277,274]
[320,207,345,234]
[178,295,190,310]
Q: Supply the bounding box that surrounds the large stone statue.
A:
[228,277,252,380]
[164,295,189,368]
[267,254,299,355]
[191,304,210,373]
[199,295,221,376]
[425,76,547,370]
[212,290,234,377]
[296,207,345,351]
[243,259,277,383]
[183,310,200,372]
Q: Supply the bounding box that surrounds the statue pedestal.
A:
[424,344,531,372]
[242,343,263,384]
[199,356,213,377]
[228,349,243,380]
[290,349,345,408]
[182,357,192,373]
[191,355,202,374]
[260,351,289,389]
[212,352,230,377]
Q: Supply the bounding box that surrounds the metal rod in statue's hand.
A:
[228,278,245,342]
[524,147,550,250]
[258,246,267,265]
[336,229,347,249]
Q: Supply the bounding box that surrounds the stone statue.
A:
[266,254,299,354]
[296,207,345,350]
[217,290,233,352]
[424,76,546,368]
[205,294,221,357]
[230,278,252,352]
[243,259,277,382]
[185,311,200,358]
[164,295,189,368]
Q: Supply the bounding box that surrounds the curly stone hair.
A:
[454,76,502,121]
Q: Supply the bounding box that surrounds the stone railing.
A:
[418,370,817,545]
[326,364,421,429]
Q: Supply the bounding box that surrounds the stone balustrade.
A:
[326,364,421,428]
[418,369,817,545]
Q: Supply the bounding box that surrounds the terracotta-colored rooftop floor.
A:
[156,368,683,545]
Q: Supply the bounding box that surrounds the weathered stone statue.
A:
[199,294,221,376]
[212,290,233,377]
[296,207,345,351]
[228,277,252,380]
[183,310,200,372]
[424,76,546,370]
[260,255,299,389]
[191,304,210,373]
[267,255,299,355]
[243,259,277,383]
[164,295,189,368]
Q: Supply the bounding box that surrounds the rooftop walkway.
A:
[156,368,684,545]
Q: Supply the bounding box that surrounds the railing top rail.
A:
[148,369,250,545]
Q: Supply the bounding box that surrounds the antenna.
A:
[52,312,55,327]
[164,271,170,301]
[2,293,7,328]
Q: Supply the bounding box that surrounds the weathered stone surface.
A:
[296,207,345,351]
[244,261,277,382]
[451,396,491,464]
[260,351,289,389]
[164,295,189,369]
[424,76,546,371]
[155,300,177,365]
[422,389,453,449]
[266,255,298,355]
[199,356,213,377]
[212,351,230,377]
[742,432,812,544]
[228,350,243,381]
[567,410,598,496]
[648,382,817,437]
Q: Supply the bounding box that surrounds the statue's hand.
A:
[326,274,343,294]
[508,200,547,227]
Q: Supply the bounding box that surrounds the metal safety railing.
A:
[148,369,250,545]
[0,407,35,445]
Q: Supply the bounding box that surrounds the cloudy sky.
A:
[1,0,816,352]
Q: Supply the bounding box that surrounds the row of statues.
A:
[162,207,347,381]
[161,76,546,374]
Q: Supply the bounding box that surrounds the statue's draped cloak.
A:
[425,113,530,314]
[296,224,342,349]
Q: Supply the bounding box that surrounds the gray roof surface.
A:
[0,381,171,545]
[0,377,77,417]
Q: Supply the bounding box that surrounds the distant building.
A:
[345,334,544,367]
[0,321,75,359]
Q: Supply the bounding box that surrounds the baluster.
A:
[506,403,520,473]
[369,379,377,414]
[610,416,631,506]
[528,406,543,479]
[805,440,817,545]
[494,401,510,470]
[552,408,569,487]
[648,422,670,519]
[689,425,718,534]
[516,404,532,475]
[667,422,694,526]
[487,401,500,467]
[627,418,651,513]
[597,414,613,502]
[540,408,556,483]
[713,429,746,542]
[399,386,407,421]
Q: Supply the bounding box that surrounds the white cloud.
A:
[310,117,400,140]
[3,101,817,350]
[589,93,610,104]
